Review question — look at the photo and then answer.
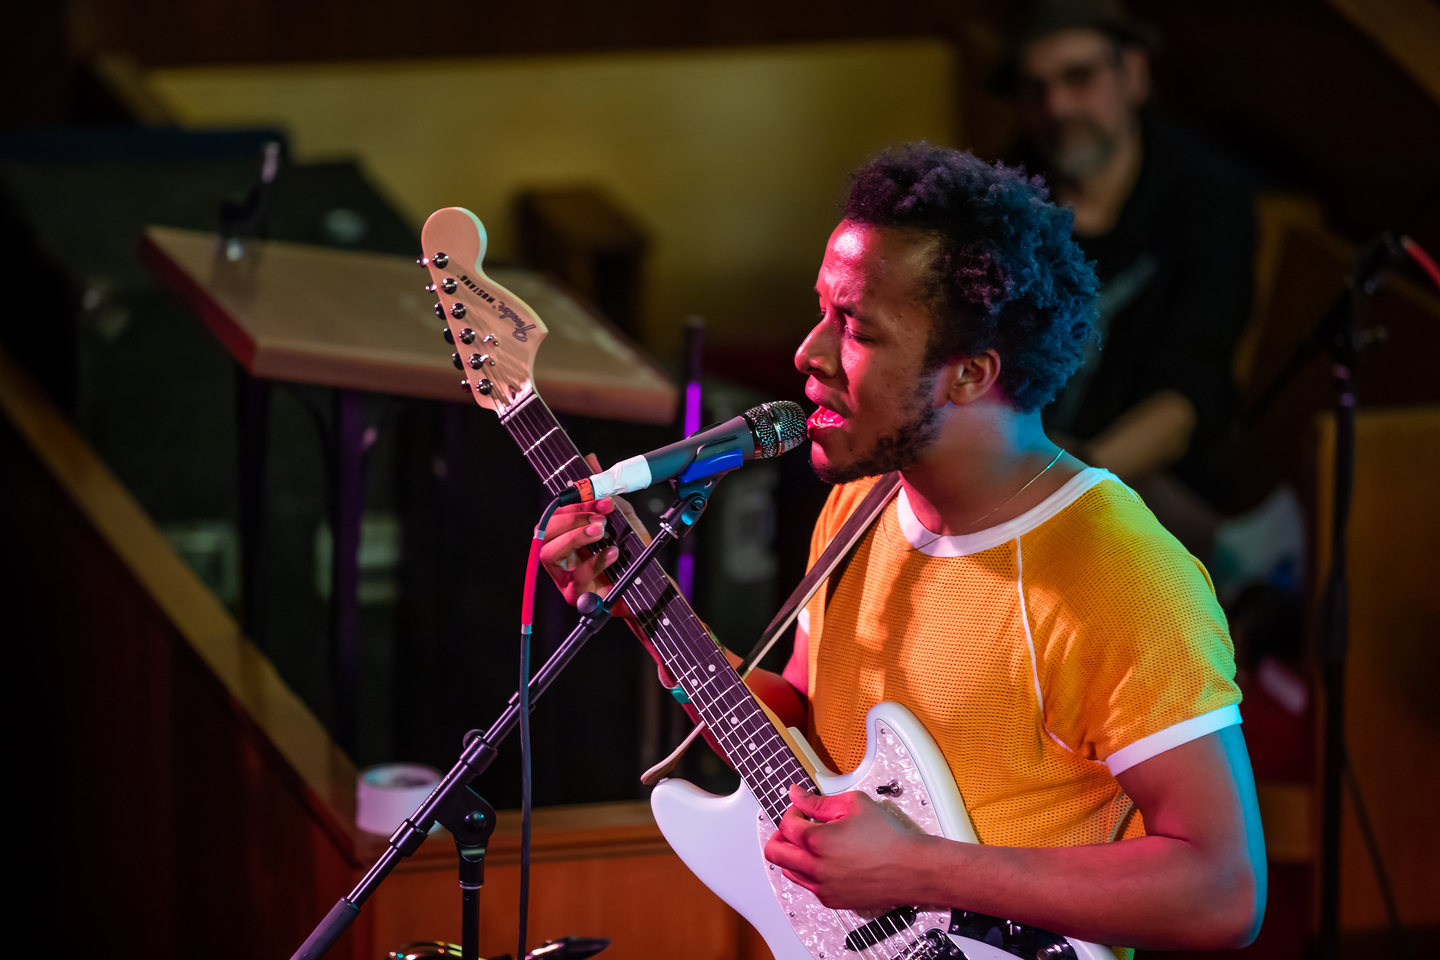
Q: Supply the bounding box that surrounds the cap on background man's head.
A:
[991,0,1158,92]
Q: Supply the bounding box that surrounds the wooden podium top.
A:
[140,226,676,424]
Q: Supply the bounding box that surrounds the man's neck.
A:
[1054,119,1143,238]
[899,407,1081,537]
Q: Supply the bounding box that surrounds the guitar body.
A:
[653,702,1118,960]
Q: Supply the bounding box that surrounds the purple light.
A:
[677,551,695,602]
[683,380,702,437]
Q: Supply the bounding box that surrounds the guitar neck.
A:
[501,392,814,823]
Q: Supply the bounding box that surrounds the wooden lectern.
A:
[140,226,676,752]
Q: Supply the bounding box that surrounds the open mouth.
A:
[807,406,845,436]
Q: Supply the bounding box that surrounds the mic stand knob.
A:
[435,787,497,960]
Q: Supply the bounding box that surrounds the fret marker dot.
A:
[661,618,670,626]
[748,742,756,751]
[765,766,773,775]
[709,665,716,672]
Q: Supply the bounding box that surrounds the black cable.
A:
[518,615,532,960]
[1343,756,1409,958]
[519,496,562,960]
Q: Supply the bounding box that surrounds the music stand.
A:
[140,226,676,753]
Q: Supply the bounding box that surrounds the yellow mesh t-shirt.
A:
[793,468,1241,854]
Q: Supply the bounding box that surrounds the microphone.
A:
[559,400,807,505]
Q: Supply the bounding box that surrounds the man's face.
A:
[797,220,943,484]
[1018,28,1148,178]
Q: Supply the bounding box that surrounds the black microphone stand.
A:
[290,474,722,960]
[1242,230,1417,960]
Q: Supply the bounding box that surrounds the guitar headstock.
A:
[419,207,548,415]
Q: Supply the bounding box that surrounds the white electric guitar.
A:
[421,207,1117,960]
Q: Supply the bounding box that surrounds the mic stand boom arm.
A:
[289,475,721,960]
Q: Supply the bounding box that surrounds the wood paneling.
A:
[1256,780,1313,865]
[1315,406,1440,932]
[1127,0,1440,247]
[1327,0,1440,108]
[363,802,754,960]
[0,345,367,960]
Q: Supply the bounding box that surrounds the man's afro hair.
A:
[842,144,1097,411]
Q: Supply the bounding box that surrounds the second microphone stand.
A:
[290,475,722,960]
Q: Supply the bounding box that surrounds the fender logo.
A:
[498,302,537,341]
[458,275,537,342]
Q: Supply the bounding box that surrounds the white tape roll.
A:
[356,763,442,836]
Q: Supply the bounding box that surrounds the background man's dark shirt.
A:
[1022,111,1257,505]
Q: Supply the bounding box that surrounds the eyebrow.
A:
[816,289,871,321]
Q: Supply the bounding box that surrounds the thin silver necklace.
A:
[887,448,1066,553]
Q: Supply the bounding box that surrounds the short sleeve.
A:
[1022,483,1242,770]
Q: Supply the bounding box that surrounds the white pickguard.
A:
[651,702,1117,960]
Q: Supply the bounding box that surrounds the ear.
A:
[934,350,1003,407]
[1120,46,1151,107]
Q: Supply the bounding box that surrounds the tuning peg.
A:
[434,302,445,319]
[425,282,436,293]
[452,352,463,370]
[450,303,466,320]
[476,379,494,395]
[459,328,476,345]
[461,379,471,392]
[482,333,498,345]
[432,252,450,269]
[417,257,430,267]
[443,327,454,344]
[442,278,457,294]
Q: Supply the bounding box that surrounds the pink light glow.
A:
[678,551,695,602]
[684,380,703,437]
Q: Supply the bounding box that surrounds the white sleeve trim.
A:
[1105,704,1242,775]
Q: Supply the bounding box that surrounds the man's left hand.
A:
[763,783,933,910]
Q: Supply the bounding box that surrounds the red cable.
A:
[1401,236,1440,292]
[521,531,545,629]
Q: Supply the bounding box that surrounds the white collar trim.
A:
[896,466,1121,557]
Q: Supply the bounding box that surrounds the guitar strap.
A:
[737,471,903,678]
[643,473,902,784]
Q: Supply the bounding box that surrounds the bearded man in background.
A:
[1005,0,1259,557]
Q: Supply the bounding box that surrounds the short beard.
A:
[811,373,942,485]
[1043,117,1118,179]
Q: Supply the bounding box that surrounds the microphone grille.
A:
[744,400,808,459]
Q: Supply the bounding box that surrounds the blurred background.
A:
[1,2,1436,959]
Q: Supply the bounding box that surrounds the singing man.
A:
[540,146,1264,958]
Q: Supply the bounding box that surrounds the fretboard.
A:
[501,392,814,823]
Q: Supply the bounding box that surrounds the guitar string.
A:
[506,400,921,958]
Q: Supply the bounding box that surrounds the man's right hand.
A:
[539,453,648,608]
